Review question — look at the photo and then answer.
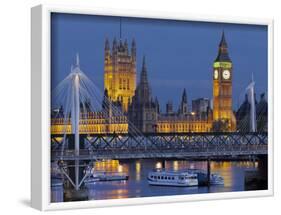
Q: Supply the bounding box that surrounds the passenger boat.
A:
[93,171,129,181]
[147,169,198,187]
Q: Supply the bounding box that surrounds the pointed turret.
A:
[140,56,148,84]
[131,38,136,61]
[105,38,110,51]
[179,88,188,115]
[133,55,152,104]
[118,39,123,51]
[182,88,187,103]
[219,30,227,47]
[112,37,117,53]
[215,31,231,62]
[155,97,160,113]
[124,39,128,54]
[105,38,111,63]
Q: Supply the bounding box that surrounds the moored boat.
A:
[187,169,224,185]
[94,172,129,181]
[147,169,198,187]
[210,173,224,185]
[51,176,64,187]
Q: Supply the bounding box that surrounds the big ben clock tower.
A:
[213,31,236,131]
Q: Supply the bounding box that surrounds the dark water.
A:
[52,159,260,202]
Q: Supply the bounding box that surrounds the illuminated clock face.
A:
[222,69,230,80]
[214,70,218,79]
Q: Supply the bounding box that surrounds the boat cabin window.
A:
[188,176,197,179]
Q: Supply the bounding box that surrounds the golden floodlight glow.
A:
[118,165,123,173]
[156,162,162,169]
[173,161,179,171]
[136,162,141,173]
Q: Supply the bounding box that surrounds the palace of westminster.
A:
[51,32,268,135]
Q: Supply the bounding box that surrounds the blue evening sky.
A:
[51,13,268,111]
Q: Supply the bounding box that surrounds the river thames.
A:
[52,159,263,202]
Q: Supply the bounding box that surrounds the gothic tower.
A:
[179,88,188,115]
[128,56,158,133]
[212,31,236,131]
[104,38,136,112]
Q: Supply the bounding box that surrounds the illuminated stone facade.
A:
[212,32,236,131]
[156,89,213,133]
[51,111,128,135]
[156,115,213,133]
[104,38,136,112]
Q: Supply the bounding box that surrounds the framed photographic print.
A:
[31,4,274,211]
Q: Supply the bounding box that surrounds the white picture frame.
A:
[31,4,274,211]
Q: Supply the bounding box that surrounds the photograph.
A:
[50,12,268,203]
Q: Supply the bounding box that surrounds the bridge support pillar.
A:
[207,158,211,187]
[252,155,256,167]
[162,160,166,169]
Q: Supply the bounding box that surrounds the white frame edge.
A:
[31,5,43,210]
[31,4,274,211]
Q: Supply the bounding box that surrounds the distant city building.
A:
[166,101,174,115]
[192,98,210,115]
[236,93,267,132]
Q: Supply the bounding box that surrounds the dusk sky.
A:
[51,13,268,111]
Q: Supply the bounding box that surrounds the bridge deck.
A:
[51,132,268,161]
[52,147,267,161]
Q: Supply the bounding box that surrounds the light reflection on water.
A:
[135,161,141,181]
[88,160,258,200]
[51,159,259,202]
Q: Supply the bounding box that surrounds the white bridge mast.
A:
[72,53,81,190]
[246,74,257,132]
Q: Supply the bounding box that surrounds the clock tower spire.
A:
[212,31,236,131]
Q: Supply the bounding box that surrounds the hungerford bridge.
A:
[51,55,268,190]
[51,132,268,161]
